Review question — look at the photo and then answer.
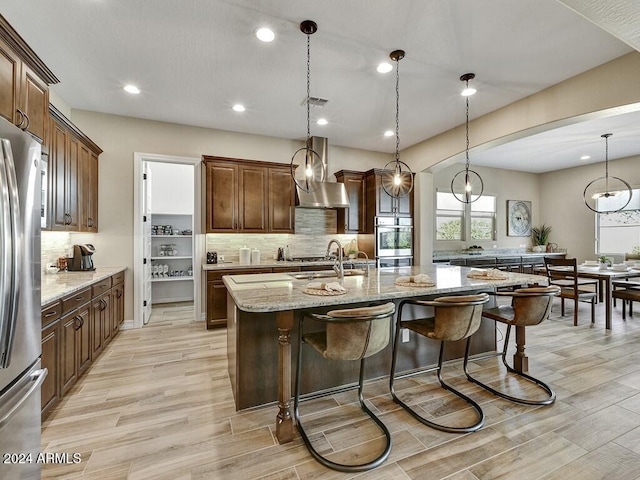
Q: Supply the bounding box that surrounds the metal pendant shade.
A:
[452,73,483,204]
[381,49,413,199]
[291,20,325,193]
[583,133,632,213]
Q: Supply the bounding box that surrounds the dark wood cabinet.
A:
[0,22,57,141]
[268,168,295,233]
[204,156,295,234]
[41,272,126,419]
[365,169,413,221]
[47,105,102,232]
[40,310,60,419]
[335,170,366,233]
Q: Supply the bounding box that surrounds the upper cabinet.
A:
[365,168,414,221]
[334,170,366,234]
[0,16,59,142]
[203,156,295,234]
[47,105,102,232]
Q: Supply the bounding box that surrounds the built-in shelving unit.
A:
[150,213,194,303]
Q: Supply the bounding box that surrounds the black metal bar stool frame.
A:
[294,304,394,473]
[464,286,560,406]
[389,293,489,434]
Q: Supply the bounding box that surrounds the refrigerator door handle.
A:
[0,139,15,368]
[0,139,21,368]
[0,368,47,431]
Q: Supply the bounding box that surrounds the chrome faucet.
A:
[325,239,344,279]
[356,250,370,277]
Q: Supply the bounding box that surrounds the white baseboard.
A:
[152,296,194,304]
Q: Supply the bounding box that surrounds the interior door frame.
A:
[133,152,202,328]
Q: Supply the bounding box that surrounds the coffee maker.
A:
[68,244,96,271]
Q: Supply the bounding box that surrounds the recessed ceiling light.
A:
[461,86,477,97]
[384,130,394,137]
[232,104,245,112]
[377,62,393,74]
[256,27,275,42]
[123,84,140,94]
[316,118,328,126]
[580,155,591,160]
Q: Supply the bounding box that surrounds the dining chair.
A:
[544,257,596,326]
[389,293,489,433]
[464,286,560,405]
[612,283,640,319]
[295,302,395,473]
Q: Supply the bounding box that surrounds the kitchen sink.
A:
[287,269,365,280]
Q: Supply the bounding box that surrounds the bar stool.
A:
[294,302,395,473]
[464,286,560,405]
[390,293,489,433]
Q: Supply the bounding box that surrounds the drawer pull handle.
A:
[44,311,58,318]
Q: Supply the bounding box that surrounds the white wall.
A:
[148,162,194,215]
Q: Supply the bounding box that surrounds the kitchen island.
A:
[223,264,544,444]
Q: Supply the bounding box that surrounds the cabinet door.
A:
[76,305,91,376]
[41,320,60,418]
[49,119,68,229]
[206,281,228,329]
[375,174,395,216]
[80,145,99,232]
[337,173,365,233]
[111,282,124,334]
[101,293,112,346]
[239,165,267,232]
[19,63,48,141]
[91,297,104,360]
[0,37,20,127]
[268,168,294,233]
[60,314,78,396]
[205,162,238,232]
[66,135,81,230]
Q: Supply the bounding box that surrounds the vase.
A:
[532,245,545,253]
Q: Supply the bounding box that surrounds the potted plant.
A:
[598,255,611,270]
[531,224,552,252]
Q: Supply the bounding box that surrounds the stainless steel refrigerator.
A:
[0,118,47,480]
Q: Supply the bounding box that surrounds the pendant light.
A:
[291,20,325,193]
[583,133,632,213]
[451,73,483,204]
[381,49,413,199]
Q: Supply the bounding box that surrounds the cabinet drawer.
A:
[41,301,62,327]
[207,270,235,283]
[92,278,112,297]
[61,287,92,315]
[112,271,125,286]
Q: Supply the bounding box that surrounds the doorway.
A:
[133,153,202,328]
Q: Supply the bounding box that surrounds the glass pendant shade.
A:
[381,49,413,199]
[452,73,483,204]
[583,133,632,213]
[291,20,325,193]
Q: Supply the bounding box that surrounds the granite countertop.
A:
[433,252,566,261]
[202,258,375,271]
[42,267,127,307]
[223,264,545,313]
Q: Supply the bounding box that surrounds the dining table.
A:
[223,264,544,444]
[536,264,640,330]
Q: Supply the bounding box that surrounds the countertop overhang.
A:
[223,264,545,313]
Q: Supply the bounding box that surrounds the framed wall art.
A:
[507,200,532,236]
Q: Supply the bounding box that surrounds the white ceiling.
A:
[2,0,639,172]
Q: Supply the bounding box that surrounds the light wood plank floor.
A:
[41,299,640,479]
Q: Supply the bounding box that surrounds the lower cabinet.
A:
[41,271,126,419]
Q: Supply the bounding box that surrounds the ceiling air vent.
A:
[301,97,328,108]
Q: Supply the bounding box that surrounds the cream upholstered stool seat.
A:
[294,302,395,473]
[390,293,490,433]
[464,286,560,405]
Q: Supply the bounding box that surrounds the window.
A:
[596,189,640,255]
[436,191,496,241]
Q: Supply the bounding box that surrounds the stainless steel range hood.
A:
[295,137,350,209]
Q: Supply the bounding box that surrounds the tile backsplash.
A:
[206,208,359,261]
[41,231,72,273]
